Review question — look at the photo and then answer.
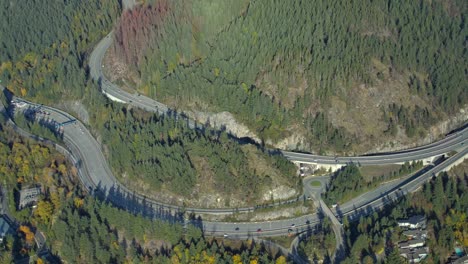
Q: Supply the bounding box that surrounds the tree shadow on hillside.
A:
[93,183,185,224]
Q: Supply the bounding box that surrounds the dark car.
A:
[235,227,239,231]
[257,228,262,233]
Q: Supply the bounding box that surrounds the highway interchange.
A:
[3,35,466,241]
[2,1,468,261]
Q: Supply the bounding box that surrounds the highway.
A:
[3,32,467,241]
[10,92,465,240]
[89,27,468,167]
[7,86,466,243]
[1,1,467,260]
[282,128,467,165]
[319,199,346,263]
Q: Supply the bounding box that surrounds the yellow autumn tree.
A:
[18,225,35,244]
[74,197,84,208]
[50,191,61,212]
[276,256,287,264]
[34,200,53,224]
[232,254,242,264]
[57,163,67,175]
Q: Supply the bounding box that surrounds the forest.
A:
[339,165,468,263]
[297,217,336,262]
[83,86,298,205]
[0,120,289,263]
[110,0,467,152]
[0,0,120,102]
[323,161,423,205]
[0,0,300,208]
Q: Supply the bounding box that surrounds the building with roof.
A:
[449,255,468,264]
[18,186,41,209]
[403,229,428,240]
[400,247,429,263]
[399,239,425,249]
[0,216,12,242]
[397,215,426,229]
[0,186,4,215]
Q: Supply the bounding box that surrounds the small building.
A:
[0,186,4,214]
[397,215,426,229]
[449,255,468,264]
[0,216,12,242]
[18,186,41,209]
[399,239,425,249]
[403,229,428,240]
[400,247,429,263]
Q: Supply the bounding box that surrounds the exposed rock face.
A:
[191,105,467,156]
[262,185,297,202]
[191,111,261,143]
[272,132,307,151]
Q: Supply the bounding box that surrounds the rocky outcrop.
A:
[191,111,261,143]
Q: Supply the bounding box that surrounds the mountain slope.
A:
[108,0,467,153]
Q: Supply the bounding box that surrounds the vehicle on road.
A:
[257,228,262,233]
[235,227,239,231]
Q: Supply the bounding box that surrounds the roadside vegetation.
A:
[297,217,336,262]
[110,0,466,152]
[0,120,289,263]
[340,162,468,263]
[11,111,63,144]
[0,0,300,209]
[0,1,294,260]
[323,161,423,205]
[84,86,299,207]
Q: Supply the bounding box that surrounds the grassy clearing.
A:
[359,164,401,181]
[267,235,295,249]
[310,180,322,187]
[325,162,424,205]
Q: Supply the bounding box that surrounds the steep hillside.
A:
[107,0,467,154]
[0,0,120,102]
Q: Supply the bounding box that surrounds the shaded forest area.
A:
[0,0,120,101]
[112,0,467,151]
[339,165,468,263]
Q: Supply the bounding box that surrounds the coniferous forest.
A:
[85,88,298,204]
[0,0,466,263]
[109,0,467,152]
[0,122,286,263]
[0,0,120,101]
[0,0,299,205]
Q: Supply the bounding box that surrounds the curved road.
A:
[4,82,466,253]
[4,82,467,243]
[89,30,467,167]
[1,3,466,262]
[6,16,466,240]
